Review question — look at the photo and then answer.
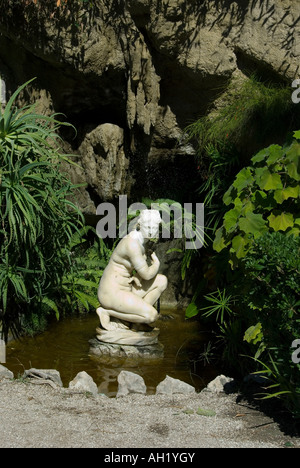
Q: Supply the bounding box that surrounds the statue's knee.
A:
[158,274,168,292]
[144,307,158,324]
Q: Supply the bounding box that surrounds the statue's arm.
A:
[127,241,160,281]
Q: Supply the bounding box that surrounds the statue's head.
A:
[137,209,161,240]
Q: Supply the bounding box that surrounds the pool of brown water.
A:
[5,309,218,397]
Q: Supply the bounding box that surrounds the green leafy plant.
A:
[248,354,300,419]
[60,227,112,313]
[185,283,253,374]
[183,78,300,417]
[213,131,300,266]
[194,142,240,233]
[183,75,298,235]
[181,76,299,303]
[0,79,93,340]
[243,322,265,359]
[239,232,300,417]
[185,286,236,321]
[200,288,237,324]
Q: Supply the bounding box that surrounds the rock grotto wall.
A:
[0,0,298,304]
[0,0,298,210]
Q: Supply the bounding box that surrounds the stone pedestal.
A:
[89,337,164,360]
[95,325,160,346]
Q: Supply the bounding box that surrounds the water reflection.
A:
[5,310,218,397]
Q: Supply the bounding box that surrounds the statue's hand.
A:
[151,252,160,266]
[129,276,142,288]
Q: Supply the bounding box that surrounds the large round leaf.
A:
[258,169,283,191]
[238,211,267,238]
[267,212,294,231]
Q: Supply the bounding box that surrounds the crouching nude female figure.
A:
[96,209,168,345]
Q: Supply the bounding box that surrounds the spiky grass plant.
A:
[0,79,92,340]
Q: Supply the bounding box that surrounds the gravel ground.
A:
[0,380,299,449]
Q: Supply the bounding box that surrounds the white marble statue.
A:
[96,209,167,345]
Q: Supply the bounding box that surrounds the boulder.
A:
[116,370,147,397]
[0,364,14,380]
[155,375,196,395]
[79,123,132,201]
[68,371,98,397]
[204,375,235,394]
[23,368,63,388]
